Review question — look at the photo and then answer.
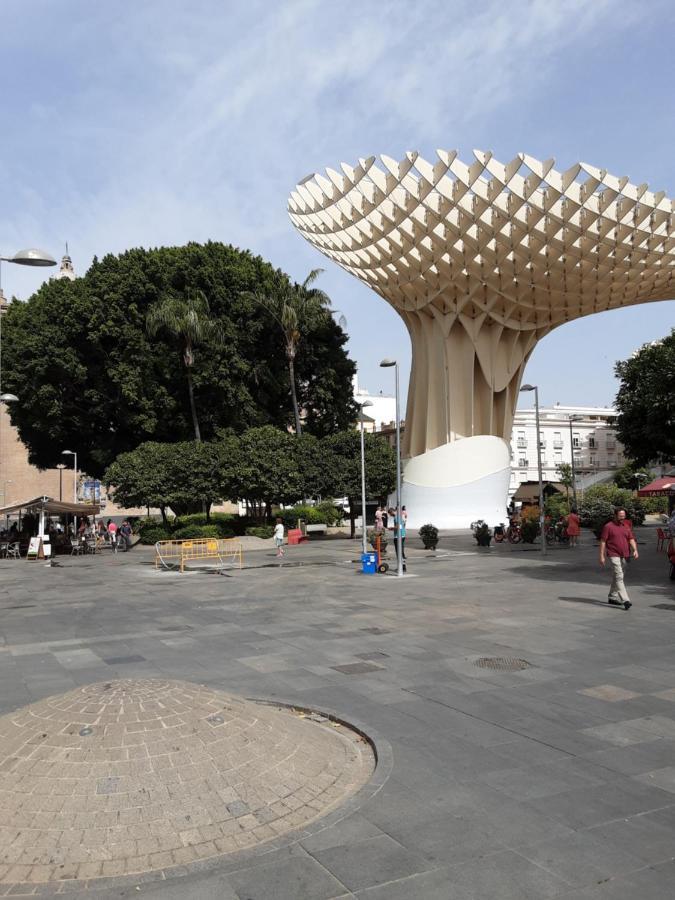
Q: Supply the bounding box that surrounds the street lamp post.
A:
[62,450,78,536]
[56,463,66,502]
[380,358,403,576]
[358,400,374,556]
[520,384,546,556]
[567,415,583,509]
[0,249,56,517]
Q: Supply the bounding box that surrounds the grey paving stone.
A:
[519,830,647,887]
[310,834,433,892]
[226,856,349,900]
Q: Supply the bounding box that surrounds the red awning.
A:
[638,477,675,497]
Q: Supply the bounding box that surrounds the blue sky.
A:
[1,0,674,411]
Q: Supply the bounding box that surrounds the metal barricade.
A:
[155,538,243,573]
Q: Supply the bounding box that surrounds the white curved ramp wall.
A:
[402,436,511,529]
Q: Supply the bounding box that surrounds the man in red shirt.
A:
[599,508,639,610]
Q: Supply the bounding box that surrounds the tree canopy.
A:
[3,242,356,477]
[614,330,675,466]
[103,427,395,527]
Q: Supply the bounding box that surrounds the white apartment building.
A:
[509,404,625,497]
[353,374,396,433]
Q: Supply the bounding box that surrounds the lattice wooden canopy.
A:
[289,151,674,457]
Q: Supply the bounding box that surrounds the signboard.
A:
[27,537,43,560]
[82,480,102,501]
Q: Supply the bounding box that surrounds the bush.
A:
[521,518,540,543]
[278,504,341,528]
[173,513,235,538]
[245,526,275,539]
[138,524,172,545]
[640,496,668,514]
[544,494,571,520]
[419,524,439,548]
[172,524,222,540]
[579,485,646,533]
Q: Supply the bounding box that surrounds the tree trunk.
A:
[186,369,201,442]
[348,497,356,538]
[288,355,302,436]
[160,506,168,527]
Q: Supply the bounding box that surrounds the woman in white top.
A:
[273,518,285,557]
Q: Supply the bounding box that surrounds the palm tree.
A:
[242,269,332,435]
[146,288,222,441]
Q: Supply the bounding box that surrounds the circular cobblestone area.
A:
[0,679,374,888]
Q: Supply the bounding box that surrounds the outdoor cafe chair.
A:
[0,542,8,559]
[6,543,20,560]
[657,528,667,552]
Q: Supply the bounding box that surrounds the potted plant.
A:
[471,520,492,547]
[368,529,388,553]
[419,523,439,550]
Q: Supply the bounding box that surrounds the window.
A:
[590,455,597,467]
[588,434,596,449]
[517,430,527,448]
[572,432,581,448]
[554,452,562,464]
[539,431,545,448]
[518,458,528,467]
[553,431,563,448]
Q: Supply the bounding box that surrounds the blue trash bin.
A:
[361,552,377,574]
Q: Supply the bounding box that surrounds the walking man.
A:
[599,507,638,610]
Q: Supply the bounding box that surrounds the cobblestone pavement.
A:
[0,529,674,897]
[0,680,372,890]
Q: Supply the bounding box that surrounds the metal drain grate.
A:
[474,657,531,672]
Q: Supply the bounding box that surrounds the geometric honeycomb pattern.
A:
[289,151,674,457]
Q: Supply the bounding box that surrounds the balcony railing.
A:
[516,440,527,448]
[553,441,563,448]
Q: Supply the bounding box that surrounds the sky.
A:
[1,0,674,412]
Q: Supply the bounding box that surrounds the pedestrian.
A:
[107,518,118,553]
[390,507,406,566]
[382,506,389,530]
[374,505,384,532]
[273,517,285,558]
[566,507,581,547]
[119,520,132,551]
[599,507,638,610]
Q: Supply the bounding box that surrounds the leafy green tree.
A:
[2,242,356,477]
[146,288,222,441]
[319,431,397,537]
[555,462,574,509]
[236,426,309,520]
[104,438,239,521]
[612,461,654,491]
[242,268,334,435]
[615,330,675,465]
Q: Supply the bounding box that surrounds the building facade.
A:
[509,404,625,498]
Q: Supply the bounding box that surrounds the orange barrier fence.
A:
[154,538,243,573]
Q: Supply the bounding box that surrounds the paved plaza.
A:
[1,529,675,898]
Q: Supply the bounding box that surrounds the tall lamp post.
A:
[358,400,374,556]
[380,358,403,576]
[520,384,546,556]
[567,414,583,509]
[56,463,66,502]
[0,249,56,518]
[62,450,78,536]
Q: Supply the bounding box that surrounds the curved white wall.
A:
[401,436,511,529]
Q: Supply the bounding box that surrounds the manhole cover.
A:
[474,657,531,671]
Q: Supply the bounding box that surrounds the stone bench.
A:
[305,524,328,536]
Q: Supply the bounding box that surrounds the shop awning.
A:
[638,477,675,497]
[0,496,101,516]
[513,481,566,502]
